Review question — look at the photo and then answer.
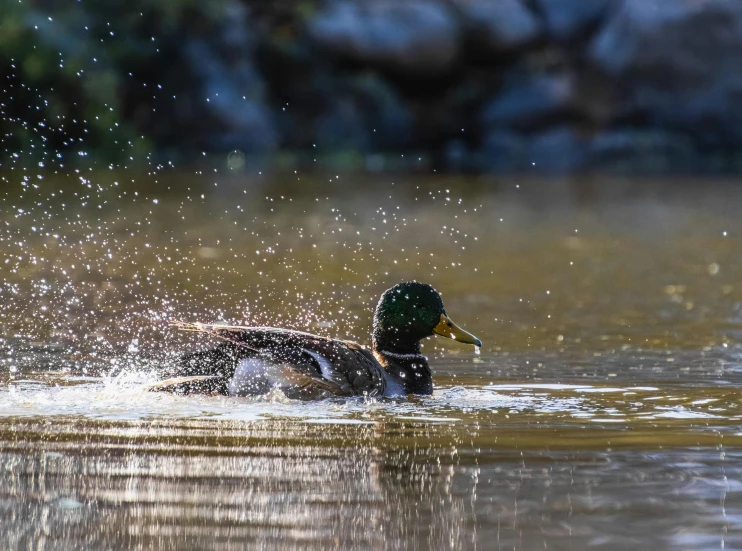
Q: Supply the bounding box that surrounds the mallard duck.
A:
[152,281,481,398]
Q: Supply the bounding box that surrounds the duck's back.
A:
[155,323,391,398]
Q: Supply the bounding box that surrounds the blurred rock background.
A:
[2,0,742,173]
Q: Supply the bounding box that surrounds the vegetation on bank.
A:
[3,0,742,173]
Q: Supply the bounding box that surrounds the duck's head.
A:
[372,281,482,352]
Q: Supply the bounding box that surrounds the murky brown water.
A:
[2,173,742,550]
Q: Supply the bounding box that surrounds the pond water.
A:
[1,172,742,550]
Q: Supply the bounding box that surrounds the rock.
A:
[314,97,367,151]
[184,39,276,153]
[454,0,542,54]
[443,139,470,172]
[350,75,413,151]
[479,130,528,173]
[533,0,613,41]
[586,128,699,173]
[482,70,575,131]
[180,2,276,153]
[315,74,413,153]
[308,1,460,76]
[591,0,742,147]
[528,127,587,173]
[480,127,587,174]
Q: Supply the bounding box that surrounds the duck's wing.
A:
[144,375,223,393]
[166,322,388,397]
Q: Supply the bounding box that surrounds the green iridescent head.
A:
[372,282,482,350]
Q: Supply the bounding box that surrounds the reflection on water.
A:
[2,174,742,549]
[1,370,741,551]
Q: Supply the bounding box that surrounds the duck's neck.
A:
[372,337,433,395]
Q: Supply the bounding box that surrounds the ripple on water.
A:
[2,368,742,551]
[1,374,739,430]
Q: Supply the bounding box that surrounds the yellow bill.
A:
[432,313,482,347]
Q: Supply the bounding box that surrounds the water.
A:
[2,173,742,549]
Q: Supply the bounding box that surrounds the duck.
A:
[151,281,482,398]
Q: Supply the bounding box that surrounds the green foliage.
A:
[0,0,230,165]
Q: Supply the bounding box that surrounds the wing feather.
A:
[166,321,388,397]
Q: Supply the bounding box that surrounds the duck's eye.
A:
[447,321,453,328]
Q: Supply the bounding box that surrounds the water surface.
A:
[1,174,742,549]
